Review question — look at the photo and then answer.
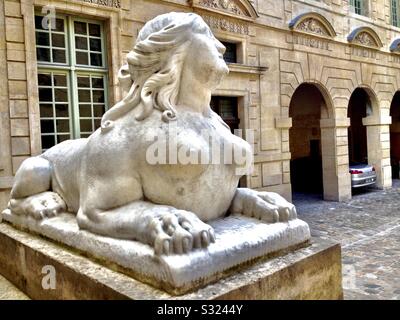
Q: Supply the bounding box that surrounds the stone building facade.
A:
[1,0,400,210]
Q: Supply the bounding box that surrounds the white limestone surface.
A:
[1,209,310,293]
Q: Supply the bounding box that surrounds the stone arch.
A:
[288,82,339,200]
[354,84,380,117]
[347,27,383,48]
[289,12,337,38]
[390,91,400,179]
[347,85,390,189]
[304,80,335,119]
[291,80,335,120]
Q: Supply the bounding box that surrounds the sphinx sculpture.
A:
[4,13,301,260]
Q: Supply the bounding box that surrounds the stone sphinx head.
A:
[101,12,229,130]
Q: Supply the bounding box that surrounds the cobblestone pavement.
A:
[294,180,400,300]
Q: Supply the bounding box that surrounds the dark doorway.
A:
[348,88,369,164]
[390,92,400,179]
[289,84,325,195]
[211,96,240,133]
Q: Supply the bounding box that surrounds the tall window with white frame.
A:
[392,0,400,27]
[350,0,368,16]
[35,14,108,152]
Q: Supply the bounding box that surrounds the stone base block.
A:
[1,210,311,295]
[0,222,343,300]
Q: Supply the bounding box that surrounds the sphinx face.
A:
[185,33,229,89]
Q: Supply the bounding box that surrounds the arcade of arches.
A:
[288,83,394,202]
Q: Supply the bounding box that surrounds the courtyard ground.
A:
[295,180,400,300]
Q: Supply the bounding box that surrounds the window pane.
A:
[94,118,101,129]
[52,33,65,48]
[41,135,55,149]
[35,16,45,30]
[74,21,87,35]
[40,104,53,118]
[39,88,53,101]
[57,135,70,143]
[41,120,54,133]
[52,49,66,63]
[55,88,68,102]
[75,36,88,50]
[80,119,93,132]
[90,53,102,66]
[55,19,65,32]
[76,51,89,65]
[78,76,90,88]
[93,90,104,103]
[53,74,67,87]
[78,90,91,102]
[93,104,105,117]
[38,73,52,86]
[89,24,101,37]
[92,77,104,88]
[36,18,107,146]
[79,104,92,117]
[55,104,69,117]
[56,120,70,132]
[221,42,237,63]
[37,48,50,62]
[36,32,50,46]
[90,38,101,51]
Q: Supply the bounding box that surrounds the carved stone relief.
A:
[295,17,330,37]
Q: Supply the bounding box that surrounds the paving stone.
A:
[295,180,400,300]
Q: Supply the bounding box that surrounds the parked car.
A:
[349,162,377,188]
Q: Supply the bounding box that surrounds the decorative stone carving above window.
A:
[190,0,258,21]
[347,27,383,49]
[201,14,249,35]
[289,12,336,38]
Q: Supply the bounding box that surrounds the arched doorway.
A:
[289,83,330,198]
[390,92,400,180]
[348,88,371,164]
[347,87,379,191]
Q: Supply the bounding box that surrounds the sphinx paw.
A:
[149,210,215,256]
[10,192,66,220]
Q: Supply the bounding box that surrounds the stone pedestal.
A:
[1,210,311,295]
[0,221,343,300]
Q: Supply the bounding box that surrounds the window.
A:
[220,41,238,63]
[392,0,400,27]
[350,0,368,16]
[35,14,108,152]
[211,97,239,133]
